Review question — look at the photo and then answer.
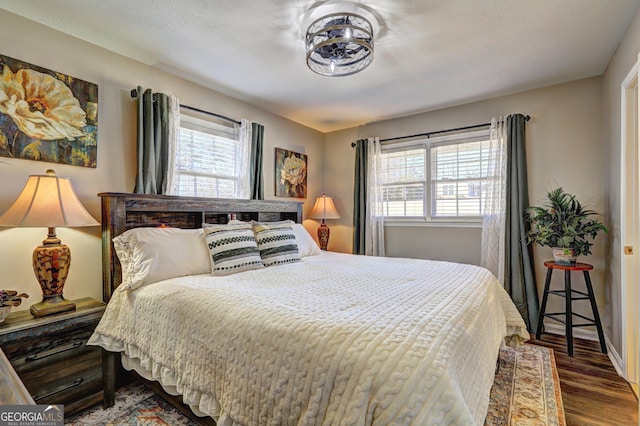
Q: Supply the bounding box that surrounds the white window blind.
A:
[379,129,491,221]
[172,114,243,198]
[380,147,426,217]
[430,137,490,218]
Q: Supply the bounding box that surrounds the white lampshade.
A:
[309,194,340,220]
[0,169,98,228]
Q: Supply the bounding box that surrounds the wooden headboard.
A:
[99,192,303,302]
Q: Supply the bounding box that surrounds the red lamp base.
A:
[317,223,330,251]
[30,228,76,318]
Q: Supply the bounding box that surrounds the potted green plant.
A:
[525,187,607,265]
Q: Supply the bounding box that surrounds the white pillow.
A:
[227,220,321,257]
[291,224,322,257]
[113,227,211,290]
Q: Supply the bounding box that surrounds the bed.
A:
[88,192,529,425]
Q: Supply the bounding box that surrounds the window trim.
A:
[180,113,236,138]
[384,218,483,228]
[380,128,491,225]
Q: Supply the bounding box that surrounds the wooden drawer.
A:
[3,322,97,371]
[0,298,106,415]
[21,346,102,405]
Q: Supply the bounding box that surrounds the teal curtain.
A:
[505,113,540,332]
[250,122,264,200]
[352,139,367,254]
[134,87,170,194]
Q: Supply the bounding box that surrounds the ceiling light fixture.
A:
[305,12,374,77]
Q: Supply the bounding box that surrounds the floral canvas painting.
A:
[275,148,307,198]
[0,54,98,168]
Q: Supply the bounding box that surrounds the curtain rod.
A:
[350,115,530,147]
[130,88,241,125]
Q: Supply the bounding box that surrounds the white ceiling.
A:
[2,0,639,132]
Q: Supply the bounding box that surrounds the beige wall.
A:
[321,127,359,253]
[0,11,324,310]
[325,77,607,334]
[603,8,640,355]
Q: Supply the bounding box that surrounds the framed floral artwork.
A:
[275,148,307,198]
[0,54,98,168]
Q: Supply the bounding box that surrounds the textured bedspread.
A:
[88,252,529,425]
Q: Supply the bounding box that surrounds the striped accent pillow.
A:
[203,223,264,276]
[253,222,301,267]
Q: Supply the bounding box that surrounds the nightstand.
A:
[0,297,105,415]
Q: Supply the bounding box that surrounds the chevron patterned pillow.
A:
[253,221,301,267]
[204,223,264,276]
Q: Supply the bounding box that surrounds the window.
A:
[380,129,492,221]
[443,184,455,196]
[468,183,484,197]
[172,114,247,198]
[380,147,426,217]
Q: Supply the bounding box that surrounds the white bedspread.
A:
[88,252,529,425]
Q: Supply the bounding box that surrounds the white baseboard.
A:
[601,335,639,396]
[541,323,625,378]
[604,334,625,378]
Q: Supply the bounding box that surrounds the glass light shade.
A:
[0,170,98,227]
[309,194,340,220]
[305,12,374,77]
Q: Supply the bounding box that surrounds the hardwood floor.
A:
[531,333,638,426]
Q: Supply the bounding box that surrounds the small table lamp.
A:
[309,193,340,250]
[0,170,99,317]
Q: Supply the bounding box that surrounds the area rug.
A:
[64,384,197,425]
[485,344,565,426]
[66,345,564,425]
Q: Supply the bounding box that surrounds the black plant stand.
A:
[536,261,607,357]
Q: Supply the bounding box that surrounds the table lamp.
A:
[0,170,99,317]
[309,193,340,250]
